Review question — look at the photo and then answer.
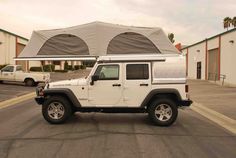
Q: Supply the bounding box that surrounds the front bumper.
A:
[179,100,193,107]
[35,96,45,105]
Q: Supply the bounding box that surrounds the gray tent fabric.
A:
[38,34,89,55]
[107,32,161,54]
[17,21,180,59]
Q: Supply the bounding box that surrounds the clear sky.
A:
[0,0,235,45]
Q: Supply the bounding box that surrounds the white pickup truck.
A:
[0,65,50,86]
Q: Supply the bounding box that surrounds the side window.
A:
[126,64,149,80]
[16,66,22,71]
[1,66,14,72]
[94,65,119,80]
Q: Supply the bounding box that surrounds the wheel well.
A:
[145,93,179,108]
[24,78,35,82]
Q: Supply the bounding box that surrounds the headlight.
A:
[36,86,44,96]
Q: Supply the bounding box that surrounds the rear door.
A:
[123,63,151,107]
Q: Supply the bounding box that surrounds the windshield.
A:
[1,66,14,72]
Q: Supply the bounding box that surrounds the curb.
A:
[191,102,236,135]
[0,92,36,110]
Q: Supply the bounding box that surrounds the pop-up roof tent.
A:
[16,21,179,61]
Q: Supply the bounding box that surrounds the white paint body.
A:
[0,65,50,83]
[47,55,189,107]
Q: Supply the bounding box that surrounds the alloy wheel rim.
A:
[47,102,65,120]
[154,104,172,121]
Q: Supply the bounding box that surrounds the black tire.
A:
[25,78,35,86]
[71,106,77,114]
[42,96,72,124]
[148,98,178,126]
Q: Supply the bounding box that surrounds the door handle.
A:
[112,84,121,87]
[140,83,148,86]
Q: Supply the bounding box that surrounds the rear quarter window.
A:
[126,64,149,80]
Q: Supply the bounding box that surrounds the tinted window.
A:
[126,64,149,80]
[94,65,119,80]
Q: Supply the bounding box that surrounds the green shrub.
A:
[83,61,95,67]
[30,67,43,72]
[74,65,86,70]
[74,65,80,70]
[43,64,55,72]
[64,61,69,70]
[68,65,73,70]
[0,64,7,70]
[81,65,86,69]
[55,70,68,73]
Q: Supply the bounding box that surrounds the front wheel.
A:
[148,98,178,126]
[42,96,72,124]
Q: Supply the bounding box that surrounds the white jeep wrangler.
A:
[35,54,192,126]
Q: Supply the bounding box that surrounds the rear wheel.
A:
[148,98,178,126]
[25,78,35,86]
[42,96,72,124]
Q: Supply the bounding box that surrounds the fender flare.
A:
[43,88,81,107]
[140,88,182,107]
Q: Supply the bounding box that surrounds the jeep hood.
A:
[49,78,87,88]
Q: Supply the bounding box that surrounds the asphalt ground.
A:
[188,79,236,120]
[0,83,34,102]
[0,99,235,158]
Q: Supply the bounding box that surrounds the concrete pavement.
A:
[188,79,236,120]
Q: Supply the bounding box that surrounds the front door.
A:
[88,64,123,106]
[123,63,151,107]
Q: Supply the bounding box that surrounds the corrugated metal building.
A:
[182,28,236,86]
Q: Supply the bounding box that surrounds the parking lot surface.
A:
[0,83,34,102]
[188,79,236,120]
[0,99,235,158]
[0,69,91,102]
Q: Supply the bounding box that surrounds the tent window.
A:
[38,34,89,55]
[107,32,161,54]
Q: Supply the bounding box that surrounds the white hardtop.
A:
[97,54,182,62]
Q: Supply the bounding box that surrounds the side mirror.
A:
[90,75,99,85]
